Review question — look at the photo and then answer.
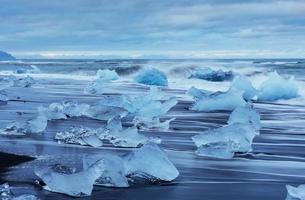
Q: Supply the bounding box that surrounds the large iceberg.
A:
[189,88,246,111]
[257,71,298,101]
[192,123,259,159]
[135,68,168,86]
[84,69,119,94]
[189,67,233,82]
[35,159,106,197]
[286,184,305,200]
[230,76,257,101]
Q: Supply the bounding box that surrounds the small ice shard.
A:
[124,143,179,182]
[228,106,261,130]
[135,68,168,86]
[286,184,305,200]
[84,69,119,94]
[55,126,103,147]
[190,89,246,111]
[189,67,233,82]
[230,76,257,101]
[103,117,159,148]
[257,71,298,101]
[192,123,259,159]
[35,159,106,197]
[186,87,212,100]
[83,154,129,187]
[0,182,39,200]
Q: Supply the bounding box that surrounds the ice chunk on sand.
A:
[135,68,168,86]
[192,123,259,159]
[189,67,233,82]
[55,127,103,147]
[84,69,119,94]
[0,182,39,200]
[230,76,257,100]
[0,91,8,104]
[186,86,212,100]
[16,65,41,74]
[35,159,106,197]
[257,71,298,101]
[190,88,246,111]
[228,106,261,130]
[124,143,179,182]
[16,76,35,87]
[0,75,16,90]
[0,75,35,88]
[83,154,129,187]
[86,103,128,120]
[286,184,305,200]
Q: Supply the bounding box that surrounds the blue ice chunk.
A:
[189,67,233,82]
[135,68,168,86]
[230,76,257,100]
[228,106,261,130]
[286,184,305,200]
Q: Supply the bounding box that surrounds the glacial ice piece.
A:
[0,91,8,104]
[257,71,298,101]
[16,65,41,74]
[230,76,257,100]
[286,184,305,200]
[124,143,179,182]
[0,75,16,90]
[0,182,38,200]
[83,154,129,187]
[0,50,16,61]
[135,117,175,130]
[16,76,35,87]
[186,87,212,100]
[86,103,128,120]
[228,106,261,130]
[190,89,246,111]
[35,159,106,197]
[135,68,168,86]
[189,67,233,82]
[55,127,103,147]
[192,123,259,159]
[84,69,119,94]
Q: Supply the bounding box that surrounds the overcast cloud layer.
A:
[1,0,305,58]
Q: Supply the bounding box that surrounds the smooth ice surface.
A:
[83,154,129,187]
[192,123,259,158]
[258,71,298,101]
[189,67,233,81]
[286,184,305,200]
[124,143,179,182]
[228,106,261,130]
[85,69,119,94]
[135,68,168,86]
[230,76,257,100]
[35,159,106,197]
[190,88,246,111]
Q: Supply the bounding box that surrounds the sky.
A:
[0,0,305,59]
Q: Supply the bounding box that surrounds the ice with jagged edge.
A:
[189,87,246,111]
[0,75,35,88]
[84,69,119,94]
[0,115,47,135]
[0,182,39,200]
[15,65,41,74]
[188,67,233,82]
[192,123,259,159]
[135,68,168,86]
[35,159,106,197]
[55,126,103,147]
[230,76,258,101]
[286,184,305,200]
[0,91,8,104]
[83,143,179,188]
[228,105,261,130]
[258,71,298,101]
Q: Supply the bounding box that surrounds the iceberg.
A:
[257,71,298,101]
[0,182,38,200]
[192,123,259,159]
[135,68,168,86]
[230,76,257,101]
[186,87,212,100]
[0,50,16,61]
[228,106,261,130]
[190,88,246,111]
[124,143,179,182]
[84,69,119,94]
[35,159,106,197]
[189,67,233,82]
[286,184,305,200]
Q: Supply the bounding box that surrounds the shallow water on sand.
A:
[1,59,305,199]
